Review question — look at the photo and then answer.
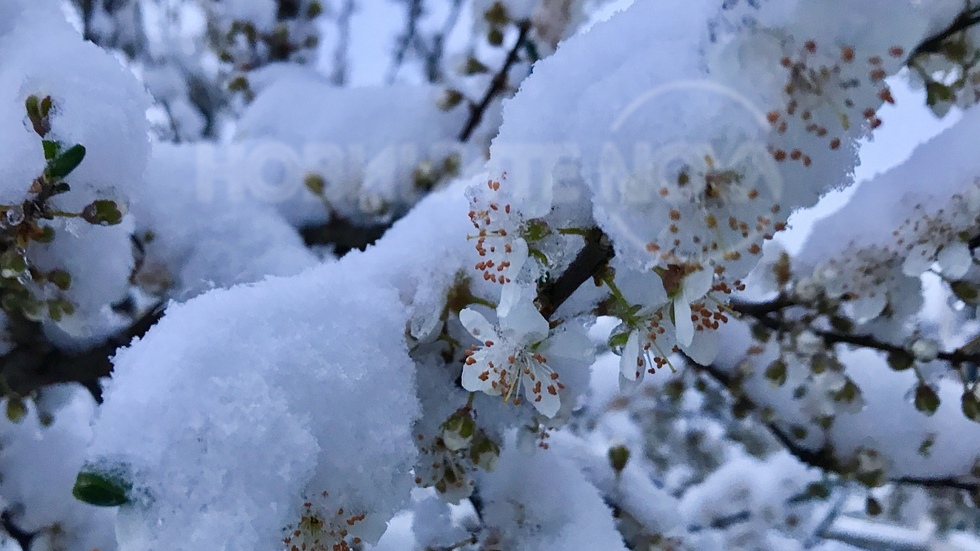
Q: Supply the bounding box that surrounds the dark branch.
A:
[0,304,164,403]
[458,22,531,142]
[537,227,614,319]
[729,298,980,366]
[692,359,980,494]
[910,6,980,59]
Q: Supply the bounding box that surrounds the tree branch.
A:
[458,22,531,142]
[910,5,980,59]
[692,360,980,495]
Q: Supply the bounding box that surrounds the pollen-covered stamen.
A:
[467,178,529,285]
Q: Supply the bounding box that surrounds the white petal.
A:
[542,323,595,364]
[674,300,694,347]
[504,238,529,280]
[849,292,886,323]
[499,292,550,344]
[461,351,501,396]
[682,268,713,302]
[459,308,495,341]
[937,241,972,279]
[525,371,561,418]
[902,243,934,276]
[619,331,642,382]
[680,328,719,366]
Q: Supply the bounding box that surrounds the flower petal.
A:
[499,288,550,344]
[461,350,501,396]
[524,370,561,418]
[459,308,495,341]
[674,300,694,347]
[682,268,713,302]
[619,330,642,382]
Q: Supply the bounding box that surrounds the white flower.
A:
[459,287,569,417]
[670,268,715,348]
[467,177,530,285]
[618,311,677,388]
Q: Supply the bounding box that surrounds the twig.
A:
[457,22,531,142]
[330,0,356,86]
[691,360,980,494]
[910,5,980,59]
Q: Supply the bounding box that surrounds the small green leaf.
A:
[914,384,940,415]
[886,350,915,371]
[303,173,326,196]
[608,445,630,474]
[865,496,882,516]
[42,140,61,161]
[5,399,26,423]
[608,332,629,349]
[81,200,123,226]
[951,281,980,304]
[805,482,830,499]
[764,359,787,387]
[962,391,980,422]
[45,144,86,179]
[25,95,50,137]
[72,470,131,507]
[48,269,71,291]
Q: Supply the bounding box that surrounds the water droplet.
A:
[5,207,24,227]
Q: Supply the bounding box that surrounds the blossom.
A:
[459,287,574,418]
[467,178,530,285]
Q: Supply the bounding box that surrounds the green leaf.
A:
[951,281,980,304]
[608,445,630,474]
[81,200,123,226]
[48,269,71,291]
[914,384,940,415]
[5,399,26,423]
[886,350,915,371]
[25,95,50,137]
[41,140,61,161]
[962,391,980,422]
[764,359,787,387]
[45,144,86,179]
[866,496,883,516]
[608,332,629,349]
[805,482,830,499]
[72,470,131,507]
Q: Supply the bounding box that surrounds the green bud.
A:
[914,384,940,415]
[764,359,787,387]
[73,469,131,507]
[461,57,489,75]
[865,496,882,516]
[470,433,500,472]
[487,28,504,47]
[952,280,980,304]
[437,88,464,110]
[25,95,51,137]
[5,398,27,423]
[886,350,915,371]
[962,391,980,422]
[0,251,27,278]
[441,410,476,451]
[608,445,630,474]
[42,140,61,161]
[833,379,861,404]
[304,173,326,196]
[484,2,510,26]
[805,482,830,499]
[81,200,123,226]
[48,269,71,291]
